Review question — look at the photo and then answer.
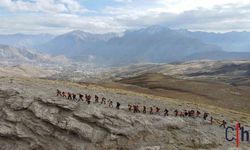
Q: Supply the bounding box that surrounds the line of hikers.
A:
[56,89,228,128]
[57,89,121,109]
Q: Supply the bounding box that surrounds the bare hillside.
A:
[0,77,249,149]
[116,73,250,114]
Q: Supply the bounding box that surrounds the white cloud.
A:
[0,12,124,34]
[0,0,87,14]
[60,0,84,13]
[0,0,250,34]
[154,0,250,13]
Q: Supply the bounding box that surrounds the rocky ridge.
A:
[0,77,248,150]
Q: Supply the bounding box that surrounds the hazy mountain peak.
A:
[68,30,91,35]
[140,25,170,34]
[146,25,167,30]
[57,30,117,42]
[61,30,92,40]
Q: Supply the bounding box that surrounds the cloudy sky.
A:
[0,0,250,34]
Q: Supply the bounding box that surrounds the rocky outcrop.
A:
[0,88,224,150]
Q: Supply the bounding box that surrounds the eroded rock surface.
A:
[0,78,248,150]
[0,88,224,150]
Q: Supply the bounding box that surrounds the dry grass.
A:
[114,73,250,114]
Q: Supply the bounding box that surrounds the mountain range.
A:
[181,30,250,52]
[0,25,250,65]
[38,30,117,58]
[0,44,68,66]
[0,33,54,49]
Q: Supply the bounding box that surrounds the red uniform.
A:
[220,120,227,128]
[62,92,66,97]
[143,106,146,114]
[67,92,72,100]
[164,109,168,116]
[136,105,140,113]
[128,104,132,111]
[72,93,76,100]
[101,97,106,104]
[210,116,213,125]
[174,110,178,116]
[133,105,137,113]
[56,89,62,96]
[79,94,84,101]
[150,107,153,114]
[109,101,113,107]
[156,107,160,113]
[196,111,201,117]
[95,95,99,103]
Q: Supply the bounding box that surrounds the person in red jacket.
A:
[196,110,201,117]
[220,120,227,128]
[56,89,62,96]
[128,104,132,111]
[210,116,213,125]
[136,105,140,113]
[88,95,91,102]
[101,97,106,104]
[164,109,169,116]
[72,93,77,101]
[180,111,184,117]
[133,105,137,113]
[109,100,113,108]
[149,107,153,114]
[67,92,72,100]
[116,102,121,109]
[174,109,178,116]
[95,95,99,103]
[143,106,146,114]
[62,91,66,97]
[203,112,209,120]
[86,95,91,104]
[79,94,84,101]
[156,107,160,113]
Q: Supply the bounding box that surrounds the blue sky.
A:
[0,0,250,34]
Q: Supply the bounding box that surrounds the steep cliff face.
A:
[0,78,247,150]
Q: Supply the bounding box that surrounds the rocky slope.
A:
[0,44,68,65]
[0,77,249,150]
[0,33,54,49]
